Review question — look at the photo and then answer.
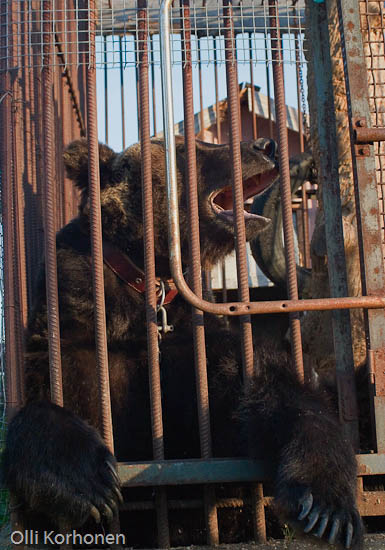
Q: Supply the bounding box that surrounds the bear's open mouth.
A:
[210,166,279,223]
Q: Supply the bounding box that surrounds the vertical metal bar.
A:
[1,0,20,423]
[150,34,157,136]
[84,0,114,452]
[295,32,310,269]
[222,0,253,385]
[336,0,385,451]
[180,1,219,545]
[223,1,265,542]
[213,40,222,143]
[42,0,64,406]
[138,1,169,546]
[249,34,257,140]
[268,0,304,382]
[197,36,205,137]
[264,32,273,139]
[307,0,359,447]
[104,35,108,144]
[119,36,126,150]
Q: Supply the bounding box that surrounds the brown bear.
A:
[2,137,362,549]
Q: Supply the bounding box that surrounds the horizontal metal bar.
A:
[358,491,385,517]
[357,453,385,476]
[118,455,385,487]
[355,127,385,143]
[118,459,275,487]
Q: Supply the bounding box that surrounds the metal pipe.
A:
[138,0,169,545]
[197,36,205,137]
[158,0,385,321]
[104,35,108,144]
[180,1,218,544]
[268,0,304,382]
[150,35,157,136]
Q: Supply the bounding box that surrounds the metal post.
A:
[138,0,169,545]
[336,0,385,452]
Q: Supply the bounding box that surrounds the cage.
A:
[0,0,385,548]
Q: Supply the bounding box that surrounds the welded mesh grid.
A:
[0,0,306,73]
[359,0,385,254]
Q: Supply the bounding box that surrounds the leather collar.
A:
[102,240,178,306]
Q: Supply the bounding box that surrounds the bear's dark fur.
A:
[2,137,363,549]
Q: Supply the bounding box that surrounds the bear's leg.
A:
[244,351,363,549]
[2,401,122,529]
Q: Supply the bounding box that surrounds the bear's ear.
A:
[63,139,116,191]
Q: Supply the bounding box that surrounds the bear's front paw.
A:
[276,486,363,550]
[3,401,123,528]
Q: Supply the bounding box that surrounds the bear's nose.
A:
[252,138,277,160]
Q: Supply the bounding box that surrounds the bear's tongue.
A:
[213,173,273,220]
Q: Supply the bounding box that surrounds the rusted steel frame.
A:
[268,0,304,382]
[221,261,227,301]
[264,32,273,139]
[213,40,222,143]
[294,31,310,268]
[84,0,114,453]
[223,2,266,542]
[137,2,169,546]
[119,36,126,149]
[180,1,218,544]
[42,0,64,407]
[336,0,385,453]
[355,127,385,143]
[308,0,359,447]
[249,34,257,140]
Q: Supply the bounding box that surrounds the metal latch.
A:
[353,117,385,157]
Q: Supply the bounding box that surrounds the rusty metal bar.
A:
[268,0,304,382]
[119,36,126,150]
[222,2,266,542]
[42,0,64,407]
[355,126,385,144]
[84,0,114,453]
[138,1,169,546]
[222,0,254,385]
[295,32,310,269]
[180,1,218,544]
[249,34,257,140]
[308,0,359,447]
[336,0,385,453]
[213,40,222,143]
[1,3,20,425]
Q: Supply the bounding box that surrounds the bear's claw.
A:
[294,490,362,549]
